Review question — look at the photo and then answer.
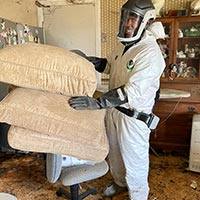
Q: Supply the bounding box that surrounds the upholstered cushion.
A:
[0,43,96,96]
[0,88,108,162]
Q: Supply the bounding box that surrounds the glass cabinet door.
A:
[175,17,200,82]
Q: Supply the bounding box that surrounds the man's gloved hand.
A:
[87,57,107,73]
[69,96,102,110]
[71,49,107,73]
[69,85,128,110]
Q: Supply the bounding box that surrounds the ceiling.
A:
[36,0,94,6]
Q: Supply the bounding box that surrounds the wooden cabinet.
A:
[150,16,200,153]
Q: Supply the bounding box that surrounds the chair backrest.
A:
[46,153,62,183]
[46,153,109,185]
[0,193,17,200]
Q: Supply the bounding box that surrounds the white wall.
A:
[0,0,37,26]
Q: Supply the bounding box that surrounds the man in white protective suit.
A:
[69,0,166,199]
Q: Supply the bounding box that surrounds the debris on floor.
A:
[0,152,200,199]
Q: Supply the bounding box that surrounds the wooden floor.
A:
[0,152,200,200]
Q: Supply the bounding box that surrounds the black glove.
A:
[71,50,107,73]
[69,85,128,110]
[69,96,102,110]
[87,57,107,73]
[71,49,88,59]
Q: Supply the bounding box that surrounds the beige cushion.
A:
[0,43,96,96]
[0,88,108,162]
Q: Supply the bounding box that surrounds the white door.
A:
[42,2,101,56]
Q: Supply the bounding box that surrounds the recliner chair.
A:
[46,153,109,200]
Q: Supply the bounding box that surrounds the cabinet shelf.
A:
[176,57,200,60]
[178,37,200,39]
[161,78,200,83]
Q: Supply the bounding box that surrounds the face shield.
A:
[118,9,143,39]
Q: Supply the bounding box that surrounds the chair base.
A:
[56,184,97,200]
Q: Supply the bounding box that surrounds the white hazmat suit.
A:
[68,16,166,199]
[104,21,166,200]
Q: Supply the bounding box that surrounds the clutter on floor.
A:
[0,152,199,200]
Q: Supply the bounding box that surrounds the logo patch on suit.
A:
[126,59,134,72]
